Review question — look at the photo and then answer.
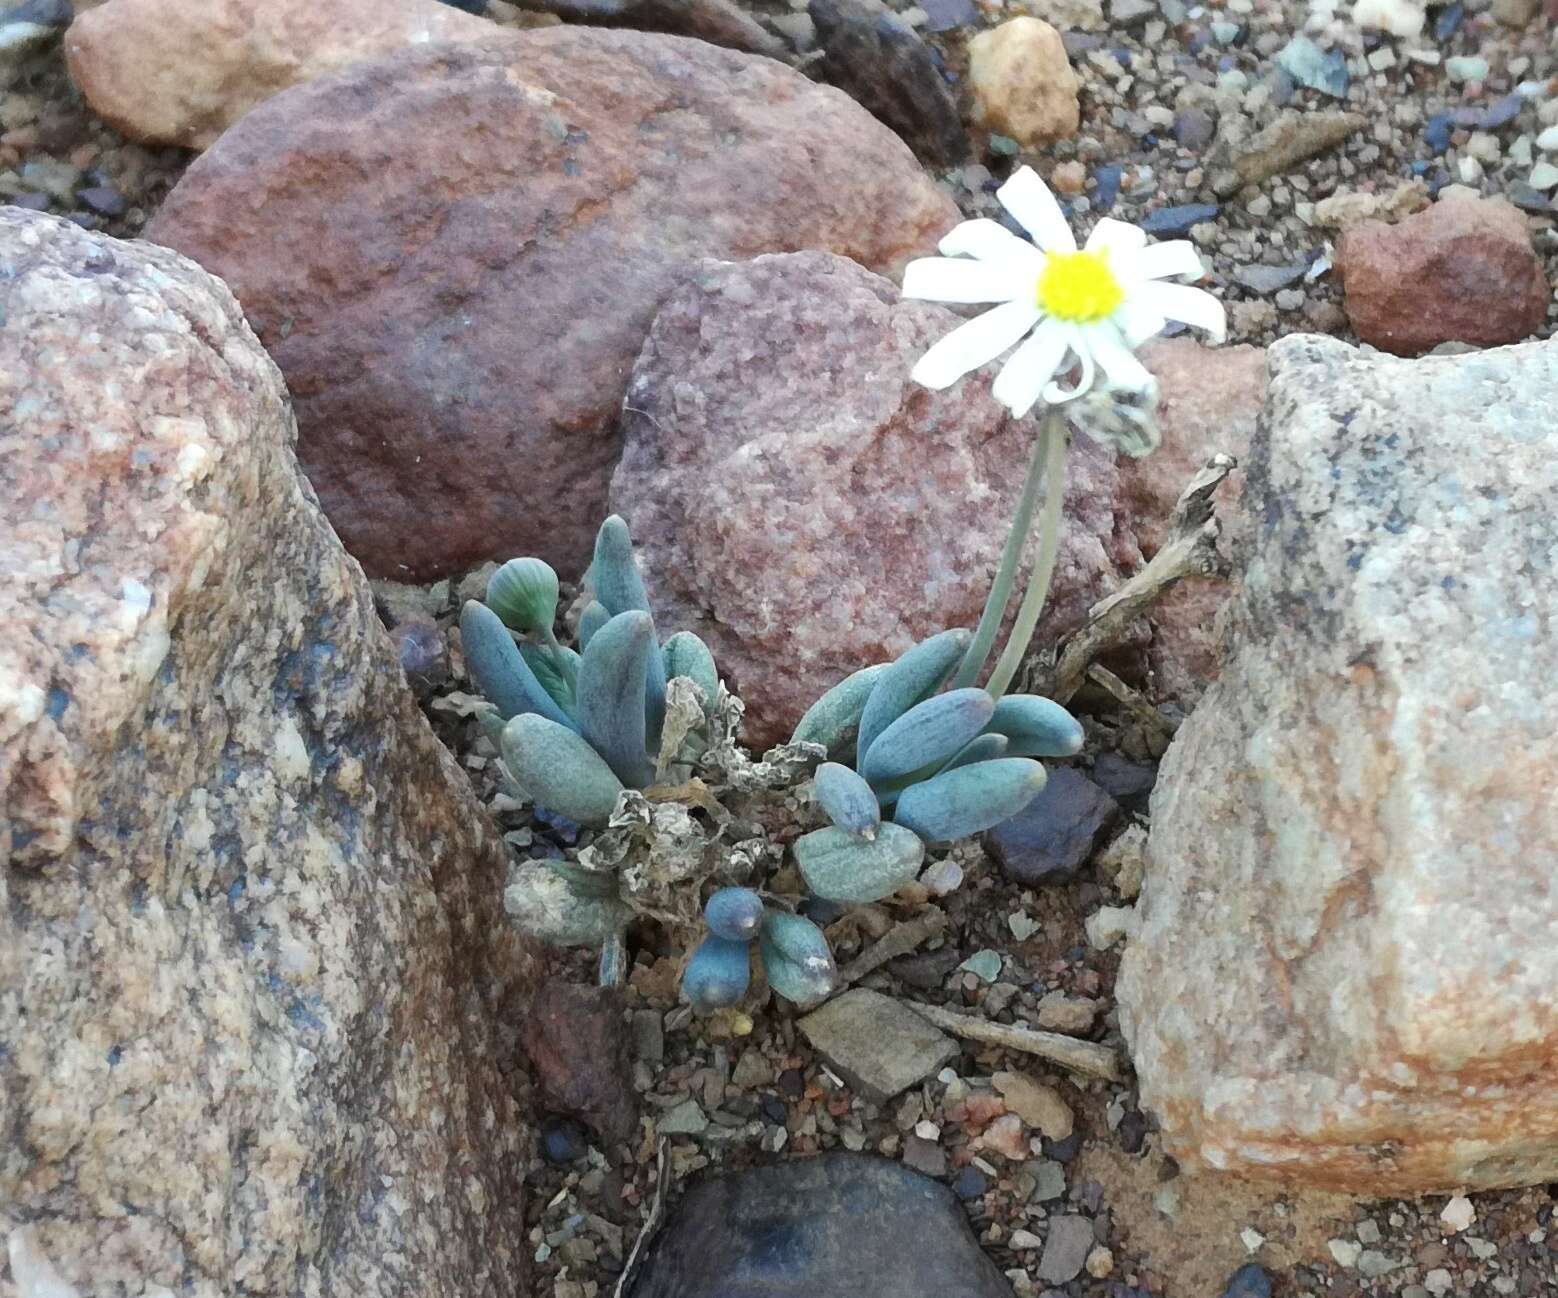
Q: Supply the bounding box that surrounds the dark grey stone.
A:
[1221,1263,1273,1298]
[983,767,1119,885]
[808,0,969,166]
[1037,1214,1094,1284]
[1089,752,1156,815]
[627,1153,1013,1298]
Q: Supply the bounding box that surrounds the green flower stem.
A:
[951,411,1057,690]
[985,410,1070,701]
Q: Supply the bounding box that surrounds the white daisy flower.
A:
[901,166,1227,417]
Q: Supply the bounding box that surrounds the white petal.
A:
[1044,323,1097,403]
[903,257,1031,304]
[1113,298,1167,349]
[1134,281,1227,343]
[996,167,1077,254]
[1084,217,1148,256]
[939,217,1046,271]
[1079,320,1154,394]
[1124,240,1207,282]
[991,316,1070,418]
[911,301,1043,390]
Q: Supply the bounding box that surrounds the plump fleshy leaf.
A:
[520,642,580,718]
[664,631,720,719]
[704,886,765,943]
[487,556,559,635]
[813,762,882,838]
[794,822,925,904]
[578,600,610,650]
[855,629,973,767]
[577,609,656,788]
[861,687,996,785]
[892,757,1048,843]
[791,663,889,763]
[759,910,837,1006]
[500,713,626,826]
[986,694,1085,757]
[682,934,752,1012]
[939,732,1009,773]
[589,516,667,750]
[461,600,577,729]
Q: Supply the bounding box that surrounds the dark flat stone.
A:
[1221,1263,1273,1298]
[1139,202,1219,235]
[627,1153,1013,1298]
[983,767,1119,886]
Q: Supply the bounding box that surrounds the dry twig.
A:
[902,1001,1123,1082]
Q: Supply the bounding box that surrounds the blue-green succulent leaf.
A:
[791,663,889,763]
[704,886,766,943]
[589,517,668,752]
[487,557,560,635]
[812,762,881,838]
[892,757,1048,843]
[663,631,720,719]
[759,910,837,1006]
[861,687,995,785]
[939,732,1009,773]
[461,600,577,730]
[579,600,610,650]
[500,713,626,826]
[683,934,752,1012]
[577,609,656,788]
[794,822,925,904]
[986,694,1085,757]
[520,642,580,718]
[855,629,974,768]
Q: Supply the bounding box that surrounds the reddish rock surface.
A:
[521,980,638,1142]
[147,30,957,581]
[1122,337,1268,699]
[1335,193,1550,356]
[0,209,534,1294]
[610,250,1142,749]
[65,0,494,150]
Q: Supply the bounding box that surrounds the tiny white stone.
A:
[1441,1194,1476,1233]
[1536,124,1558,152]
[1328,1238,1362,1268]
[1529,161,1558,190]
[1240,1228,1265,1253]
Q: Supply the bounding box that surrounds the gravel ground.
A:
[8,4,1558,1294]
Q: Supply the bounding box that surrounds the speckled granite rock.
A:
[0,210,535,1294]
[627,1153,1013,1298]
[64,0,494,150]
[1118,333,1558,1194]
[146,29,957,582]
[610,250,1139,748]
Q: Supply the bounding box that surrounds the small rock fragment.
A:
[800,988,960,1102]
[1441,1194,1475,1232]
[993,1071,1075,1139]
[1037,1215,1095,1284]
[1222,1263,1274,1298]
[967,17,1081,147]
[1086,905,1138,949]
[1213,109,1365,197]
[983,767,1119,886]
[1036,990,1102,1033]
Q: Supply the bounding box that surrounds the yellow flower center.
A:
[1036,250,1124,322]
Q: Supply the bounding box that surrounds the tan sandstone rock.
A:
[147,29,957,582]
[0,210,535,1294]
[967,17,1080,147]
[65,0,496,150]
[1118,333,1558,1195]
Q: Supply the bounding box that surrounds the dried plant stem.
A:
[904,1001,1123,1082]
[952,414,1056,690]
[836,908,948,987]
[986,413,1071,700]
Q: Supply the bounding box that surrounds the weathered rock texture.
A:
[1335,193,1550,357]
[0,210,535,1294]
[611,251,1138,747]
[1118,333,1558,1195]
[146,29,957,582]
[1121,336,1267,698]
[65,0,495,150]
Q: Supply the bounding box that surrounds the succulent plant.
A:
[791,629,1084,905]
[462,515,720,828]
[681,886,837,1012]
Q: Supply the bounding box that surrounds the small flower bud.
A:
[487,557,559,635]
